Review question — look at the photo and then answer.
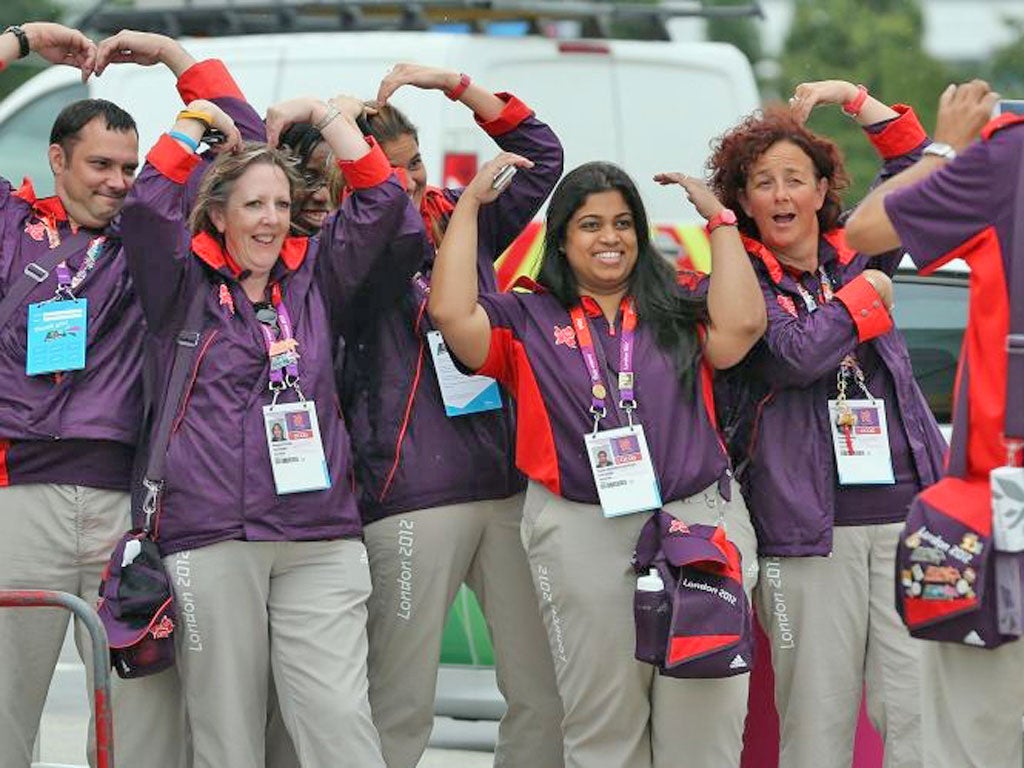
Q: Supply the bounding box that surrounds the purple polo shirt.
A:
[476,290,728,504]
[885,116,1024,477]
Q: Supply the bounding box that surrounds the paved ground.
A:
[37,627,496,768]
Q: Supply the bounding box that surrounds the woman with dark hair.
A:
[707,80,947,768]
[428,153,766,768]
[119,90,424,767]
[334,64,567,768]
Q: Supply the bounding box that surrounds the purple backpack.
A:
[632,511,753,678]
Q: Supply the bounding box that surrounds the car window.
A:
[0,82,89,198]
[891,275,968,425]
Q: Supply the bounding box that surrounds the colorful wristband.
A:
[842,84,869,118]
[176,108,214,128]
[168,130,200,153]
[445,73,471,102]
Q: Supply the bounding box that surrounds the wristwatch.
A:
[707,208,738,232]
[3,26,30,60]
[922,142,957,161]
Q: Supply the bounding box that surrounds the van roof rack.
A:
[74,0,763,42]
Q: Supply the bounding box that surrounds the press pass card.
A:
[585,425,663,517]
[263,400,331,494]
[26,299,88,376]
[426,330,502,417]
[827,398,895,485]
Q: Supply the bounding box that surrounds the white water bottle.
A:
[637,568,665,592]
[634,568,669,665]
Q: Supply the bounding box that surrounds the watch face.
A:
[721,209,738,225]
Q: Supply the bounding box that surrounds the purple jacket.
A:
[0,180,144,493]
[723,107,948,557]
[339,97,564,523]
[120,134,424,556]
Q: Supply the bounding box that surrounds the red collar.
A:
[741,229,856,285]
[190,230,309,276]
[982,112,1024,141]
[509,274,546,294]
[13,178,72,224]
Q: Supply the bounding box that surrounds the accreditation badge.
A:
[26,298,88,376]
[262,400,331,495]
[426,329,502,417]
[827,398,895,485]
[585,424,663,517]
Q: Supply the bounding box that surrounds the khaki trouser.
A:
[756,522,924,768]
[364,494,564,768]
[921,637,1024,767]
[521,480,759,768]
[165,538,384,768]
[0,483,188,768]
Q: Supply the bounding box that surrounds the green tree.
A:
[705,0,762,66]
[986,17,1024,96]
[780,0,949,203]
[0,0,67,98]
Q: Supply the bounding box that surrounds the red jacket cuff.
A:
[338,138,392,189]
[177,59,244,104]
[867,105,927,160]
[835,274,893,341]
[477,94,534,137]
[147,134,202,184]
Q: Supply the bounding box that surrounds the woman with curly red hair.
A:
[710,80,947,768]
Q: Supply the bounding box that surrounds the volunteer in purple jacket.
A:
[335,64,565,767]
[0,23,218,768]
[847,79,1021,768]
[119,91,423,768]
[707,80,947,768]
[428,155,765,768]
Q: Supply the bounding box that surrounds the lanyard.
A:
[792,265,834,313]
[256,283,303,400]
[569,296,638,431]
[49,236,107,301]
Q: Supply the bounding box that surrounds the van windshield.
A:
[0,82,88,197]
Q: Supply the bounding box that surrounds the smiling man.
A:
[0,22,198,768]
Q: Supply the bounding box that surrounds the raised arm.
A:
[376,63,564,256]
[0,22,96,80]
[846,80,999,256]
[654,173,766,369]
[429,152,533,370]
[267,94,424,339]
[120,100,240,329]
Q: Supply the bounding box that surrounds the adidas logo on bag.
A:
[963,630,986,647]
[729,654,748,670]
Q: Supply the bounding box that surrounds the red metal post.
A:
[0,589,114,768]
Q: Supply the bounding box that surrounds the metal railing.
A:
[0,590,114,768]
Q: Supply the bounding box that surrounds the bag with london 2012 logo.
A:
[632,510,753,677]
[896,474,1024,649]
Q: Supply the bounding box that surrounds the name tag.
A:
[585,424,663,517]
[426,329,502,417]
[827,398,895,485]
[26,299,88,376]
[262,400,331,495]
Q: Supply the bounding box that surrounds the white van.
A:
[0,26,758,279]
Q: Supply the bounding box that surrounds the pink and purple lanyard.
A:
[792,266,874,453]
[569,296,638,432]
[257,283,303,400]
[52,236,107,300]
